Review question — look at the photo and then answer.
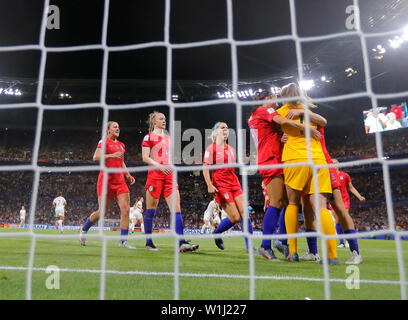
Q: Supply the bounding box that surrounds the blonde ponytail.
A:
[147,111,160,133]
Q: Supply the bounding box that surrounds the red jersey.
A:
[318,127,333,164]
[338,171,352,204]
[203,142,240,189]
[97,138,126,184]
[142,132,171,179]
[248,105,282,165]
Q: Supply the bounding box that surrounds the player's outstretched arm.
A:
[285,109,327,127]
[348,181,366,201]
[273,115,322,140]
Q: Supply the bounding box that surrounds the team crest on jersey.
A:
[224,193,230,200]
[149,185,154,192]
[267,107,276,114]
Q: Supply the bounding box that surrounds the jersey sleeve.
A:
[97,139,103,148]
[345,173,352,184]
[261,106,279,122]
[141,134,151,148]
[203,145,214,165]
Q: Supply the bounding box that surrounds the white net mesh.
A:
[0,0,408,300]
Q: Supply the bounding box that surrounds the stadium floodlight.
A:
[389,39,400,48]
[299,79,315,91]
[321,76,326,81]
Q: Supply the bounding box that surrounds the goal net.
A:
[0,0,407,300]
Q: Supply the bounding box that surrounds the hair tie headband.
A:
[212,122,222,131]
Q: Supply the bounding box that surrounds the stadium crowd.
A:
[1,126,408,232]
[2,127,408,164]
[1,166,408,232]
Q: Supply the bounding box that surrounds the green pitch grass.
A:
[0,228,407,300]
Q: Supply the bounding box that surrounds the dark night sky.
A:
[0,0,407,139]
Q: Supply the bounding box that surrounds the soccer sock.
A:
[241,218,253,250]
[214,217,235,234]
[336,223,344,244]
[144,209,156,245]
[82,217,94,232]
[175,212,185,244]
[59,220,63,232]
[278,206,287,246]
[120,228,128,244]
[129,222,134,232]
[141,223,144,233]
[285,204,299,255]
[320,209,337,259]
[201,224,207,234]
[305,229,318,255]
[344,229,359,254]
[261,206,280,250]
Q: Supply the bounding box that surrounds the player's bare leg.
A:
[165,190,198,252]
[144,191,160,251]
[330,189,362,264]
[262,175,286,259]
[79,196,112,246]
[232,194,256,254]
[299,195,320,262]
[117,192,135,249]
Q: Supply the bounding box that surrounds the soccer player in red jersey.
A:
[248,90,322,260]
[203,121,254,252]
[79,121,136,248]
[142,111,198,252]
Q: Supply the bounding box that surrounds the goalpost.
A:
[0,0,407,300]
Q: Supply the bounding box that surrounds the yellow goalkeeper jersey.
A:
[277,104,326,162]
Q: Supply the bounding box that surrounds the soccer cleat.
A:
[300,251,321,262]
[345,250,363,265]
[345,241,350,248]
[273,240,290,259]
[214,238,225,250]
[258,247,280,261]
[179,240,199,252]
[317,257,339,265]
[145,243,160,251]
[79,229,87,246]
[118,241,136,250]
[287,252,299,262]
[337,243,345,248]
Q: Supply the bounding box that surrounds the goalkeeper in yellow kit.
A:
[277,83,338,265]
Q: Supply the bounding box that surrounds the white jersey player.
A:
[129,197,144,234]
[19,206,26,228]
[53,193,67,233]
[201,200,224,234]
